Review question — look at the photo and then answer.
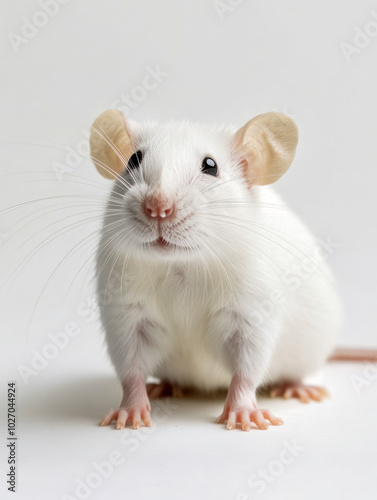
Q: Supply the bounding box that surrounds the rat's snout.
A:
[143,191,176,220]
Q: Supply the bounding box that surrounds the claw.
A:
[99,405,151,430]
[219,407,283,431]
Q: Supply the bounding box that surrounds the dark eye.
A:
[201,157,218,176]
[127,150,143,170]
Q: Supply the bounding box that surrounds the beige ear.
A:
[90,109,134,179]
[235,112,298,186]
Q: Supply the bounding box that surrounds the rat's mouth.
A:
[145,236,191,252]
[155,236,173,249]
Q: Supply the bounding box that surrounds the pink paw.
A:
[217,408,283,431]
[218,375,284,431]
[269,382,329,403]
[147,381,183,399]
[98,402,152,430]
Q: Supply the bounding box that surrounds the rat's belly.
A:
[145,260,240,391]
[152,292,232,391]
[154,331,232,391]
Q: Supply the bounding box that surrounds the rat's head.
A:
[90,110,298,261]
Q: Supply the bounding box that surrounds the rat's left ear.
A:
[234,112,298,186]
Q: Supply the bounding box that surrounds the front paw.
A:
[217,407,284,431]
[99,401,152,430]
[218,374,284,431]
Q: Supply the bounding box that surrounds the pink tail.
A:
[328,348,377,362]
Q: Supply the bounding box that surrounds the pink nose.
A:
[144,193,175,220]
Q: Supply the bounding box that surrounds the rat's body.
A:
[98,184,339,393]
[91,111,341,431]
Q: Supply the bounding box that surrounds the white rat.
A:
[90,109,343,431]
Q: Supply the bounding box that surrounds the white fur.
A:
[96,121,341,392]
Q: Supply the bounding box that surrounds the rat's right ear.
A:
[90,109,134,179]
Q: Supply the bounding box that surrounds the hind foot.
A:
[147,381,183,399]
[269,382,329,403]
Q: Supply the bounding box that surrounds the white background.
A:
[1,1,376,499]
